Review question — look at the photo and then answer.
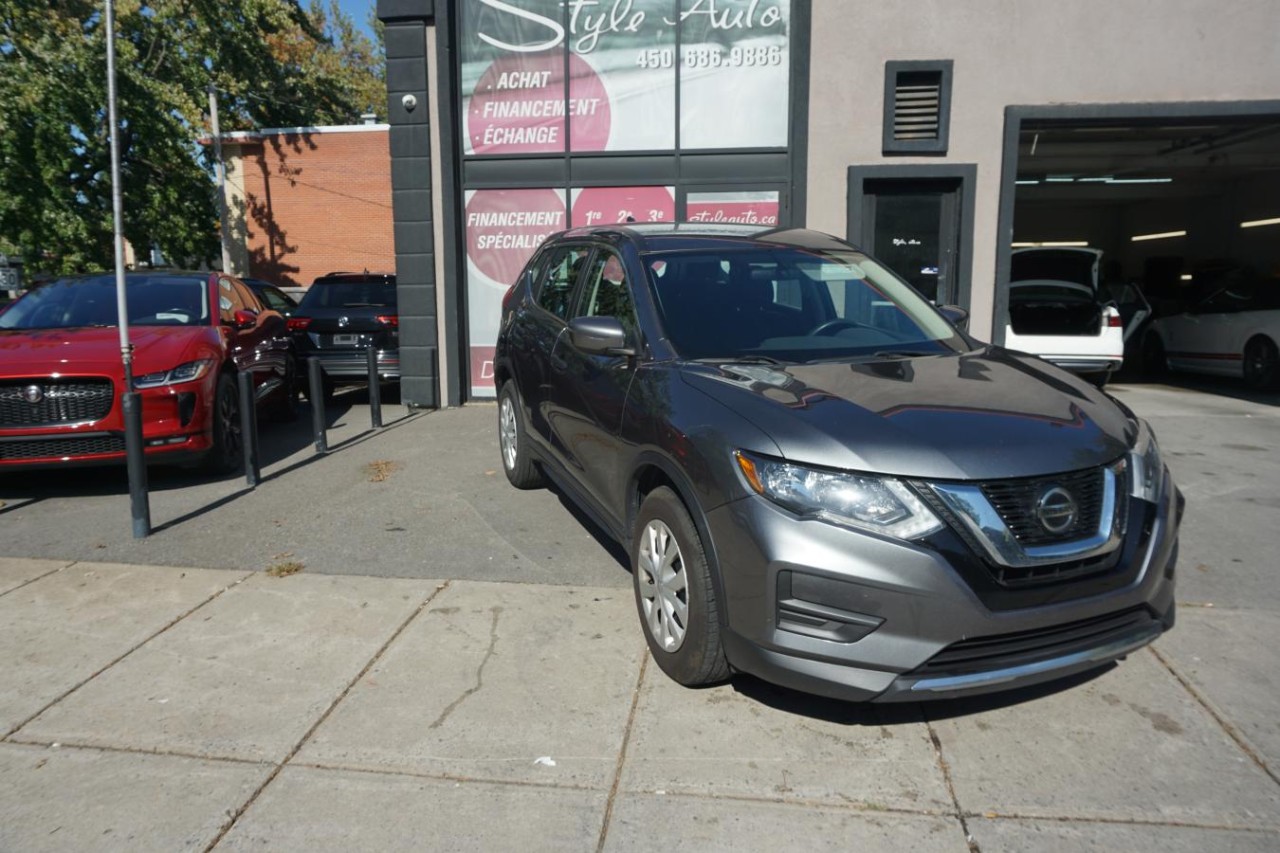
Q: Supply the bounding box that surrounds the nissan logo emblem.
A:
[1035,486,1078,534]
[337,316,350,328]
[22,385,44,404]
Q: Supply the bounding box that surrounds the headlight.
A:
[735,451,943,539]
[134,359,215,389]
[1127,419,1164,503]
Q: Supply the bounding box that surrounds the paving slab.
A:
[967,816,1280,853]
[296,580,643,788]
[215,764,606,851]
[0,742,267,853]
[619,672,953,812]
[19,572,438,763]
[0,562,244,737]
[929,648,1280,827]
[1155,607,1280,772]
[0,556,71,596]
[603,793,968,852]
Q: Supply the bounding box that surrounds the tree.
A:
[0,0,385,274]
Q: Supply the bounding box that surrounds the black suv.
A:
[494,224,1182,703]
[287,272,398,400]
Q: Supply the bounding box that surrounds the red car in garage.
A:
[0,271,297,472]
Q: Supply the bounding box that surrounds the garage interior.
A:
[1010,118,1280,318]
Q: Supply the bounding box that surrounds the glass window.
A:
[578,250,638,341]
[537,246,591,320]
[646,247,966,362]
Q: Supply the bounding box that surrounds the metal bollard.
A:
[237,371,260,486]
[367,346,383,429]
[308,357,327,453]
[121,391,151,538]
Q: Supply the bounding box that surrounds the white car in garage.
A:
[1142,279,1280,391]
[1003,248,1131,387]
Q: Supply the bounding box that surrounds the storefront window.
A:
[571,186,675,226]
[459,0,790,154]
[464,188,568,395]
[686,190,780,225]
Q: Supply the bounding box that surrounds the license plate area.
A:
[331,334,359,346]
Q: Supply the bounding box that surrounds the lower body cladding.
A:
[706,469,1182,702]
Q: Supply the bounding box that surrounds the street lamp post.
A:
[104,0,150,538]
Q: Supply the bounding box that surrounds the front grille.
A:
[980,467,1105,545]
[0,434,126,461]
[0,379,114,427]
[915,607,1155,677]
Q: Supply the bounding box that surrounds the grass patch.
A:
[364,459,400,482]
[266,552,305,578]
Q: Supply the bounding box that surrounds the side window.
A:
[232,281,263,313]
[536,246,590,320]
[217,276,247,324]
[259,288,293,313]
[578,250,638,341]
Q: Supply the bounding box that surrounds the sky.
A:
[335,0,378,40]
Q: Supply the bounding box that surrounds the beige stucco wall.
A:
[806,0,1280,339]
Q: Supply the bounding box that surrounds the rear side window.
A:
[536,246,590,320]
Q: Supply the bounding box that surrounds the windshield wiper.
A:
[871,350,938,359]
[340,302,386,308]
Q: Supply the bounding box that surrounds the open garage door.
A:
[997,109,1280,391]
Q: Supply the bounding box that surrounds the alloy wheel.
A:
[637,519,689,652]
[499,395,518,471]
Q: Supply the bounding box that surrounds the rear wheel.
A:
[1085,371,1110,390]
[632,487,730,687]
[498,382,543,489]
[203,374,243,474]
[1243,336,1279,391]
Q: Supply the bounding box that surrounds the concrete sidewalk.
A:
[0,557,1277,852]
[1,384,1279,850]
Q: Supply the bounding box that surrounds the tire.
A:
[1086,371,1109,390]
[1243,336,1280,391]
[1141,333,1168,378]
[631,486,730,687]
[270,356,301,422]
[203,373,243,474]
[497,382,543,489]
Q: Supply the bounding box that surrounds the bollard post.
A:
[367,346,383,429]
[121,391,151,538]
[308,357,327,453]
[237,371,260,486]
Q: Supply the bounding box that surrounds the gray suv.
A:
[494,225,1182,702]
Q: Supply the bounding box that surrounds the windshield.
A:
[644,247,967,362]
[298,281,397,309]
[0,275,210,330]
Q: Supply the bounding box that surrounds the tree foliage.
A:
[0,0,385,274]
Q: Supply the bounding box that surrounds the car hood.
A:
[678,348,1135,481]
[0,326,215,377]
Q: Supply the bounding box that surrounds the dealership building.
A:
[373,0,1280,408]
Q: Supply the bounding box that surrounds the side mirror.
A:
[938,304,969,331]
[569,316,634,356]
[231,308,258,330]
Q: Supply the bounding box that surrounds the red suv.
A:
[0,271,297,472]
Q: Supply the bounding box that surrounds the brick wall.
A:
[229,127,394,289]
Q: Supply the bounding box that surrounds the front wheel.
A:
[203,373,243,474]
[632,487,730,687]
[1243,336,1280,391]
[497,383,543,489]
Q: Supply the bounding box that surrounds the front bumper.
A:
[0,380,215,469]
[706,468,1183,702]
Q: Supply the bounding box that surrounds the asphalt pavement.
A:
[0,381,1277,851]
